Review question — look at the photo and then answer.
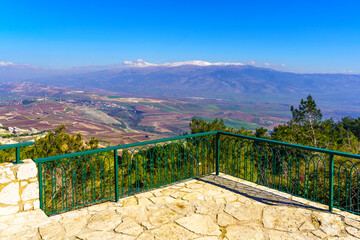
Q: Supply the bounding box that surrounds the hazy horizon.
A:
[1,59,359,75]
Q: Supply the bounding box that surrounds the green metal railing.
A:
[0,141,34,164]
[35,132,216,215]
[34,131,360,216]
[217,131,360,215]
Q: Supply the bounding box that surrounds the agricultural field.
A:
[0,83,292,145]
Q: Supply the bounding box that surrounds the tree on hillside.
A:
[290,94,322,147]
[189,118,227,134]
[189,117,254,136]
[255,127,268,138]
[341,117,360,139]
[29,125,99,159]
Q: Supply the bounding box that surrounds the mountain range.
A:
[1,60,360,105]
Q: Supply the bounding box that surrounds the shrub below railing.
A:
[0,142,34,164]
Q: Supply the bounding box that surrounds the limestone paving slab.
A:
[345,217,360,229]
[59,211,91,236]
[87,209,122,231]
[149,208,178,227]
[225,225,265,240]
[114,217,144,236]
[1,173,360,239]
[151,223,199,240]
[175,214,221,236]
[39,221,66,240]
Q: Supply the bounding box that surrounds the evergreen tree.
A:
[341,117,360,139]
[255,127,268,138]
[29,125,99,159]
[189,118,227,134]
[189,118,254,136]
[290,94,322,147]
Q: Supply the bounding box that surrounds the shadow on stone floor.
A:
[197,174,329,212]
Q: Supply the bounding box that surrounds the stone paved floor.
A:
[2,173,360,239]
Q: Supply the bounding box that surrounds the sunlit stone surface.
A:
[1,173,360,239]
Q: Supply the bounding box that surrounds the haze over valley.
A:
[0,80,289,145]
[0,60,360,145]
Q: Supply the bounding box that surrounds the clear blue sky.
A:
[1,0,359,73]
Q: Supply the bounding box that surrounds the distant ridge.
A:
[122,59,245,68]
[30,64,360,102]
[1,60,360,104]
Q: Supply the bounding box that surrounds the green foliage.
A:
[103,106,143,128]
[133,125,157,133]
[341,116,360,139]
[272,95,360,154]
[289,94,322,147]
[40,134,216,214]
[112,123,127,129]
[255,127,268,138]
[0,148,16,163]
[291,94,322,126]
[188,116,257,130]
[28,125,99,159]
[188,95,360,213]
[4,94,360,215]
[189,117,254,136]
[189,118,226,133]
[22,99,36,105]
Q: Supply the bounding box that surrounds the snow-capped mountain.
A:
[25,62,360,104]
[0,61,39,69]
[1,60,360,104]
[122,59,245,68]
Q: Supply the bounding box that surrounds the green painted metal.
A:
[219,134,329,206]
[38,162,43,210]
[114,149,119,202]
[0,141,34,164]
[35,133,216,215]
[16,147,21,164]
[334,158,360,214]
[217,131,360,159]
[0,141,34,150]
[216,132,220,175]
[217,132,360,216]
[329,154,334,212]
[34,131,360,216]
[35,131,218,163]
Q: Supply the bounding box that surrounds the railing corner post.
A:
[329,154,334,212]
[114,149,119,202]
[15,147,22,164]
[216,132,220,175]
[38,162,43,210]
[15,147,21,164]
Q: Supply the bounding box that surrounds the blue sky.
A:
[1,0,359,72]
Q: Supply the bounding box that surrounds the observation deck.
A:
[2,131,360,239]
[1,173,360,239]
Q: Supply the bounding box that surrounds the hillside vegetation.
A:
[2,95,360,214]
[1,94,359,161]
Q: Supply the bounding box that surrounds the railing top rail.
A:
[218,131,360,159]
[0,141,34,150]
[35,130,360,164]
[34,131,218,163]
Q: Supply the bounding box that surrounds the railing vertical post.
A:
[15,147,21,164]
[114,149,119,202]
[329,154,334,212]
[38,162,43,210]
[216,132,220,175]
